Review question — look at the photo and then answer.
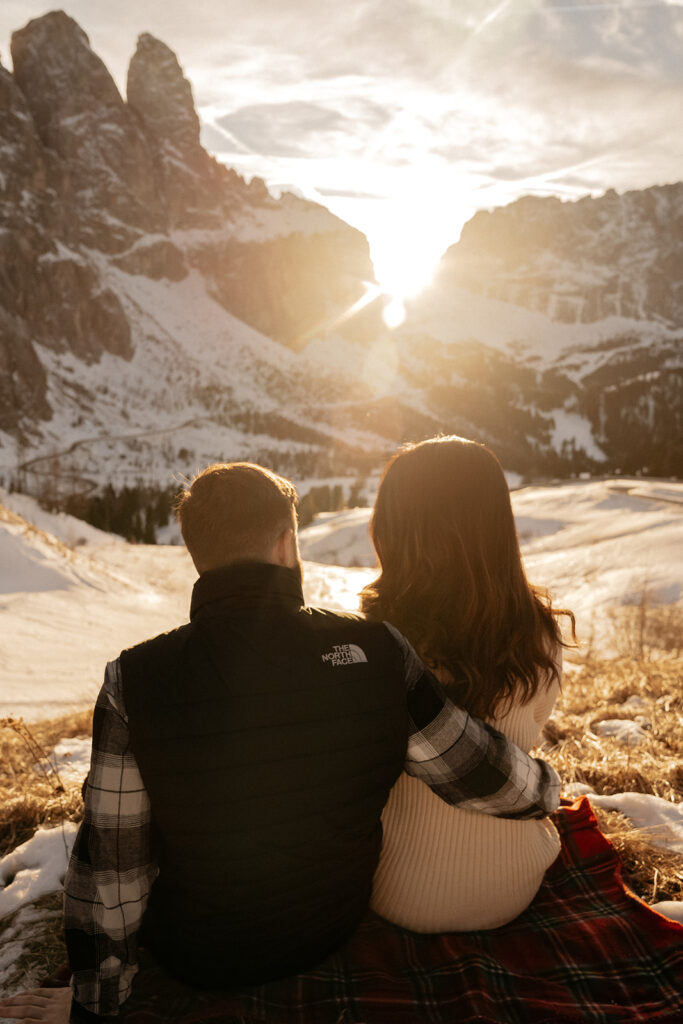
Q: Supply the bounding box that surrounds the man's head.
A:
[175,462,300,575]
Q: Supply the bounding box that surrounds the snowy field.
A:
[1,476,681,721]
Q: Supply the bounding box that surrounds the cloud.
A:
[1,0,681,256]
[214,96,395,159]
[216,102,348,158]
[530,1,683,80]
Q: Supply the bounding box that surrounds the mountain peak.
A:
[10,9,162,245]
[127,31,201,159]
[11,11,122,145]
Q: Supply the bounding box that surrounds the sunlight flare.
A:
[382,298,406,329]
[295,280,381,347]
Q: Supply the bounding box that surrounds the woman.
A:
[362,435,575,931]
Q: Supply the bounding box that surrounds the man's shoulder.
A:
[302,604,365,623]
[301,605,387,633]
[299,606,403,655]
[119,621,194,667]
[117,622,198,713]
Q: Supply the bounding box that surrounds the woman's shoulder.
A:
[491,647,562,736]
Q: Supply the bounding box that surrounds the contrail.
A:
[363,0,515,163]
[470,0,515,37]
[202,118,257,156]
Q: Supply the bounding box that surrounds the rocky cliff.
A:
[437,184,683,326]
[0,12,375,435]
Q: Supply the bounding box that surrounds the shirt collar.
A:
[190,561,305,619]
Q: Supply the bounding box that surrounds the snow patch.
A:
[550,409,606,460]
[0,524,75,594]
[592,719,650,745]
[303,560,374,613]
[0,824,78,920]
[299,508,376,567]
[586,793,683,855]
[37,737,92,784]
[651,901,683,924]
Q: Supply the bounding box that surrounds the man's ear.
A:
[271,527,295,567]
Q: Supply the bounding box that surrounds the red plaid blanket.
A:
[56,798,683,1023]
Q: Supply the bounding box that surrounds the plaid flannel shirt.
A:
[64,623,560,1022]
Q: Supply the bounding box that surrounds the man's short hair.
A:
[175,462,298,573]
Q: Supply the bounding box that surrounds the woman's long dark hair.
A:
[361,436,576,719]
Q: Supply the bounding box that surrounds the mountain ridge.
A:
[438,183,683,325]
[1,10,681,501]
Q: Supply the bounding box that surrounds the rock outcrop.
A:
[11,11,162,246]
[437,184,683,326]
[0,12,376,435]
[127,34,202,159]
[126,32,226,228]
[1,38,133,432]
[0,60,52,428]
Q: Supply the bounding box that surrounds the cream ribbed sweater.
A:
[371,662,561,932]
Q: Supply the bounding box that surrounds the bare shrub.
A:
[607,582,683,659]
[0,711,90,857]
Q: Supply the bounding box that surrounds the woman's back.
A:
[371,663,561,932]
[362,436,573,932]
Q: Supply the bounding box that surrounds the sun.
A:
[316,183,475,330]
[372,235,443,328]
[364,197,466,329]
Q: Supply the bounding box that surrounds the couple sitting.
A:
[1,435,572,1023]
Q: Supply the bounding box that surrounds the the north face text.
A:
[321,644,368,666]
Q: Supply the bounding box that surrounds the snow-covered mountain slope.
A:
[6,266,389,494]
[2,477,681,720]
[440,186,683,327]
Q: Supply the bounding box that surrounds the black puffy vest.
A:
[120,561,408,987]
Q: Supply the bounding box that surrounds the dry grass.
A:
[1,712,90,993]
[541,646,683,904]
[0,893,66,993]
[606,587,683,660]
[0,710,91,858]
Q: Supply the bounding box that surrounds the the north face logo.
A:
[321,643,368,666]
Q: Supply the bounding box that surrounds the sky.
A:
[2,0,682,298]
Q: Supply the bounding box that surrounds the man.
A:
[0,462,560,1024]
